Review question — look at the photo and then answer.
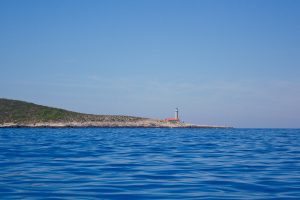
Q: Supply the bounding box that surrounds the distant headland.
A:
[0,98,231,128]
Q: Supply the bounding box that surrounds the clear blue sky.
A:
[1,0,299,128]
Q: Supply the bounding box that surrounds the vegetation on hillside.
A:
[0,98,145,124]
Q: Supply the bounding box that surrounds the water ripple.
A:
[0,128,300,199]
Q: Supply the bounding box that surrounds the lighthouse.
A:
[165,108,180,122]
[175,108,179,120]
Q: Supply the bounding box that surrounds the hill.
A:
[0,98,145,124]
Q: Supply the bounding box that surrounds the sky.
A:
[0,0,299,128]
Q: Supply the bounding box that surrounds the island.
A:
[0,98,231,128]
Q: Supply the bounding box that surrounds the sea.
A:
[0,128,299,199]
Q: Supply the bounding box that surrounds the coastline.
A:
[0,120,231,129]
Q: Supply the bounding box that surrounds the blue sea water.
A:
[0,128,300,200]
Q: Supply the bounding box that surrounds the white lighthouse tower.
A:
[175,108,179,120]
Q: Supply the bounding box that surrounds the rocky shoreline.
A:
[0,120,231,128]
